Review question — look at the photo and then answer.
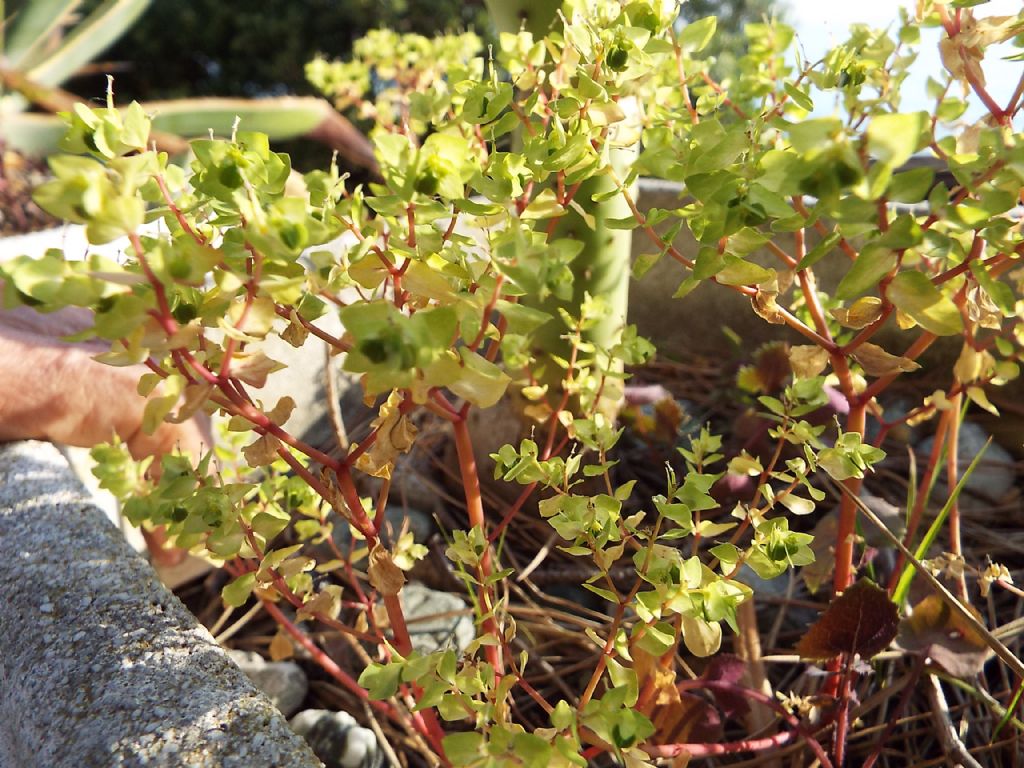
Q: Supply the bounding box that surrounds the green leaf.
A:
[835,245,895,300]
[551,700,575,730]
[784,82,814,111]
[876,214,923,249]
[222,572,256,607]
[716,257,774,286]
[888,167,934,203]
[635,621,676,655]
[358,661,403,700]
[867,112,928,168]
[442,733,484,764]
[797,231,841,270]
[513,733,553,768]
[678,16,717,53]
[446,348,511,408]
[887,271,963,336]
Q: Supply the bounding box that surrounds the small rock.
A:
[341,728,378,768]
[39,602,53,614]
[736,564,818,628]
[227,649,309,717]
[401,582,474,655]
[290,709,383,768]
[916,422,1016,511]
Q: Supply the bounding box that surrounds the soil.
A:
[0,148,59,235]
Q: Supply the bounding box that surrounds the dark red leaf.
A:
[701,654,750,719]
[796,579,899,660]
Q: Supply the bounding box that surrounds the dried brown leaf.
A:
[232,350,286,388]
[281,309,310,347]
[269,630,294,661]
[896,594,992,679]
[353,390,417,479]
[167,382,214,423]
[296,585,343,623]
[831,296,885,329]
[789,345,830,380]
[266,396,297,426]
[751,289,785,324]
[368,544,406,596]
[243,433,282,467]
[852,342,922,377]
[635,650,721,746]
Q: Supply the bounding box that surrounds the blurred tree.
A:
[78,0,488,100]
[81,0,779,102]
[67,0,778,171]
[680,0,786,79]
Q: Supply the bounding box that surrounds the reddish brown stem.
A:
[452,418,502,673]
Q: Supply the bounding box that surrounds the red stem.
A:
[452,418,502,673]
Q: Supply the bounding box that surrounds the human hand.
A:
[0,301,211,461]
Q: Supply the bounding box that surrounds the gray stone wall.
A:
[0,440,322,768]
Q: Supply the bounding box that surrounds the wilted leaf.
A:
[896,594,992,679]
[368,544,406,596]
[266,396,297,425]
[232,350,286,388]
[796,579,898,660]
[751,288,785,324]
[635,649,722,746]
[852,343,921,377]
[269,630,294,661]
[789,345,829,379]
[281,308,309,347]
[354,390,418,479]
[746,342,792,393]
[802,513,838,595]
[296,585,343,622]
[243,433,282,467]
[831,297,885,329]
[167,382,214,423]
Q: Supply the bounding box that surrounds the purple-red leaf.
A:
[701,654,751,719]
[797,579,899,660]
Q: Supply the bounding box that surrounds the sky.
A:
[782,0,1023,120]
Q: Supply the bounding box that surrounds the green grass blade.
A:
[892,433,991,606]
[993,675,1024,741]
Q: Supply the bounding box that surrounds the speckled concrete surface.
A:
[0,441,322,768]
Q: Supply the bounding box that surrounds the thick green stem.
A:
[484,0,635,415]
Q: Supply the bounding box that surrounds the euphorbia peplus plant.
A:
[4,1,1024,765]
